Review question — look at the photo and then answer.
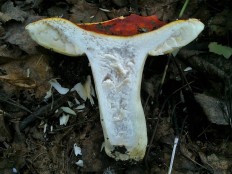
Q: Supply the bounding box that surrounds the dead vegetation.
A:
[0,0,232,173]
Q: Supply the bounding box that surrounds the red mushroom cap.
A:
[77,14,166,36]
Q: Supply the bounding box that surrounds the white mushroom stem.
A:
[88,44,148,161]
[26,18,204,161]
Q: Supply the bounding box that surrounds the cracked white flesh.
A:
[26,18,204,160]
[87,44,148,161]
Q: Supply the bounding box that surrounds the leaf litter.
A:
[0,0,232,173]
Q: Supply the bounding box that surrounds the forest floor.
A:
[0,0,232,173]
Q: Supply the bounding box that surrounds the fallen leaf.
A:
[143,74,162,99]
[1,1,28,22]
[209,42,232,59]
[0,12,12,23]
[209,9,232,36]
[0,110,12,142]
[21,0,43,9]
[207,154,229,170]
[194,93,229,125]
[0,54,53,99]
[69,0,108,23]
[107,7,130,19]
[47,5,69,18]
[0,75,36,88]
[0,45,23,64]
[3,16,43,55]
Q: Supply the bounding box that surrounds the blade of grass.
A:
[179,0,190,18]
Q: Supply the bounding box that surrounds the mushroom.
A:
[26,14,204,161]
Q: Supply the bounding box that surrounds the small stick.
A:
[19,96,67,131]
[168,137,179,174]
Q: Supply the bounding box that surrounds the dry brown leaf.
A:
[0,110,12,142]
[107,7,130,19]
[0,75,36,88]
[0,54,53,99]
[209,9,232,36]
[69,0,108,23]
[198,151,210,167]
[143,74,161,98]
[16,0,43,9]
[2,141,28,171]
[112,0,128,7]
[4,16,43,55]
[0,45,23,64]
[199,152,230,172]
[65,0,77,4]
[155,117,174,141]
[47,6,69,18]
[82,123,105,172]
[194,93,229,125]
[30,145,52,173]
[139,0,178,21]
[0,25,5,36]
[180,144,196,160]
[0,12,12,23]
[207,154,230,170]
[1,0,28,22]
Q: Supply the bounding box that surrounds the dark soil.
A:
[0,0,232,173]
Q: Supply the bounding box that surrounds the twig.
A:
[19,96,68,131]
[145,81,194,167]
[145,56,171,168]
[182,152,213,172]
[168,137,179,174]
[160,55,171,91]
[0,95,32,113]
[172,57,192,92]
[178,49,227,80]
[224,79,232,127]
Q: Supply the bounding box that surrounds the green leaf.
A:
[208,42,232,59]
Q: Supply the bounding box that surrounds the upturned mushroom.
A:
[26,14,204,161]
